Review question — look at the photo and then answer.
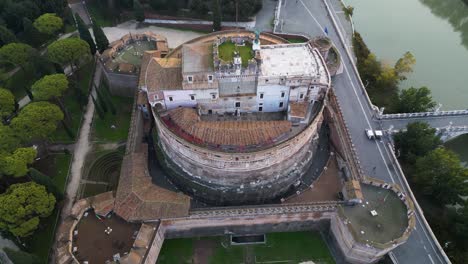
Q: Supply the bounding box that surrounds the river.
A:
[347,0,468,165]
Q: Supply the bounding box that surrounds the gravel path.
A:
[61,62,101,216]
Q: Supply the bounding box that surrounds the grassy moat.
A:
[157,231,335,264]
[218,41,253,67]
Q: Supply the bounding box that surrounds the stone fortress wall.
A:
[147,31,333,205]
[154,102,325,204]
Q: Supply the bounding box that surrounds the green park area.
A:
[157,232,335,264]
[218,41,253,67]
[92,80,134,142]
[26,153,72,263]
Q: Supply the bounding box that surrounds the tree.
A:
[0,124,21,154]
[11,102,64,141]
[3,247,40,264]
[413,148,468,205]
[0,147,37,177]
[343,5,354,17]
[33,13,63,35]
[75,15,96,55]
[0,43,34,73]
[92,22,110,53]
[394,121,441,163]
[134,0,145,22]
[0,88,15,119]
[395,86,436,113]
[150,0,167,10]
[0,182,56,237]
[31,74,69,120]
[0,25,17,46]
[30,168,64,201]
[191,0,208,15]
[47,38,90,71]
[212,0,222,31]
[394,51,416,80]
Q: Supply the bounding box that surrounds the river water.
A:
[347,0,468,164]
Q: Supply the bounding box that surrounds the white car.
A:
[365,129,375,140]
[374,130,384,139]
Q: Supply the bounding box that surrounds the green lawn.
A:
[27,153,72,263]
[288,38,307,43]
[157,232,335,264]
[218,41,253,67]
[92,86,134,142]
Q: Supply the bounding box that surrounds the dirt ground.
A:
[285,157,342,203]
[193,239,217,264]
[74,211,139,263]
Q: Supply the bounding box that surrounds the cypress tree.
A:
[75,15,97,55]
[212,0,222,31]
[91,94,105,119]
[92,22,109,53]
[134,0,145,22]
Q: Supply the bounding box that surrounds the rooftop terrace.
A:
[218,40,254,67]
[341,184,408,245]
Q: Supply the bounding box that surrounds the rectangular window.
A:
[208,75,213,82]
[208,109,213,114]
[279,102,284,108]
[211,93,216,100]
[235,102,241,108]
[259,93,264,99]
[259,106,263,112]
[299,93,304,99]
[154,95,159,100]
[190,95,195,100]
[187,76,193,83]
[168,96,173,102]
[281,92,285,98]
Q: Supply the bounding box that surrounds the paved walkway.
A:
[62,61,101,217]
[69,1,92,25]
[255,0,277,32]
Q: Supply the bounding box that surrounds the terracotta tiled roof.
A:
[166,108,292,146]
[88,191,115,216]
[114,145,191,221]
[289,102,308,118]
[142,57,183,92]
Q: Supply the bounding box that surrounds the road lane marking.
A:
[429,254,436,264]
[299,0,325,32]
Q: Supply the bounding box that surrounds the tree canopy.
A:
[134,0,145,22]
[212,0,222,31]
[76,15,96,55]
[47,38,90,67]
[92,22,110,53]
[0,43,34,70]
[0,182,55,237]
[394,51,416,80]
[31,74,68,101]
[395,86,436,113]
[414,148,468,205]
[0,25,17,46]
[33,13,63,35]
[0,88,15,119]
[0,147,37,177]
[11,101,64,141]
[394,121,441,163]
[0,124,21,154]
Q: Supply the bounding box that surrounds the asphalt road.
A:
[278,0,449,263]
[381,114,468,130]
